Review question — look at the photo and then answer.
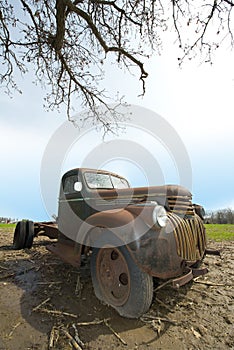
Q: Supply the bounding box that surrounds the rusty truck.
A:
[13,167,211,318]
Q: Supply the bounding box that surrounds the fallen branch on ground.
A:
[104,319,127,346]
[194,279,225,287]
[76,318,111,326]
[8,321,21,338]
[49,326,57,349]
[0,266,35,280]
[72,324,85,348]
[60,327,83,350]
[154,279,173,292]
[39,308,78,318]
[32,297,51,312]
[140,315,178,326]
[155,297,174,312]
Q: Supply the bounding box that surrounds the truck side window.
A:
[63,175,78,194]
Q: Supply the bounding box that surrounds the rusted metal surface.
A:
[167,212,207,261]
[47,241,81,267]
[34,222,58,239]
[192,266,209,278]
[172,269,194,288]
[126,224,184,280]
[171,266,209,288]
[205,248,221,256]
[193,204,206,219]
[44,168,208,288]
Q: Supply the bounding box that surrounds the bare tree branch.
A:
[0,0,234,129]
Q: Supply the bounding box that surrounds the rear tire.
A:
[90,233,153,318]
[25,221,34,249]
[13,221,27,249]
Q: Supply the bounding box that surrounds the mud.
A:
[0,227,233,350]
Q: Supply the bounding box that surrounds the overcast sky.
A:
[0,34,234,221]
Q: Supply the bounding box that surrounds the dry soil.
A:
[0,227,233,350]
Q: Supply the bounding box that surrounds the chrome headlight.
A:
[152,205,168,228]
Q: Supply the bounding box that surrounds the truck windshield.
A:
[84,172,129,189]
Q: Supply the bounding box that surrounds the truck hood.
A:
[95,185,193,214]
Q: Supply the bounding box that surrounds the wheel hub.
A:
[96,247,130,307]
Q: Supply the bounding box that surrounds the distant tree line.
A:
[0,217,18,223]
[205,209,234,224]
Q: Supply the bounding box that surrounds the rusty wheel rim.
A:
[96,247,130,307]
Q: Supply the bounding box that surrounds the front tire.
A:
[91,241,153,318]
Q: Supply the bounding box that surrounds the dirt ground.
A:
[0,227,233,350]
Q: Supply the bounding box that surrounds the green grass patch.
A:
[205,224,234,241]
[0,223,16,229]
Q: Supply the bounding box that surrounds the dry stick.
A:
[0,272,15,279]
[75,273,82,297]
[0,265,8,270]
[141,315,177,326]
[154,279,173,292]
[191,287,217,301]
[39,308,78,318]
[104,319,127,346]
[0,266,35,280]
[32,297,51,312]
[155,297,174,312]
[37,281,62,285]
[49,326,56,349]
[72,324,85,348]
[76,318,111,326]
[60,328,83,350]
[8,322,21,338]
[194,280,225,287]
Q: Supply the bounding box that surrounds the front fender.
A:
[80,208,147,248]
[80,208,183,280]
[127,225,183,279]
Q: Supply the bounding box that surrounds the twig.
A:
[104,319,127,346]
[190,287,217,301]
[155,297,174,312]
[72,324,85,348]
[27,259,35,264]
[0,272,15,279]
[75,273,82,297]
[154,279,172,292]
[60,328,82,350]
[32,297,51,312]
[141,315,177,326]
[39,308,78,318]
[0,265,8,270]
[194,280,225,287]
[37,282,62,285]
[0,266,35,280]
[49,326,56,349]
[8,321,21,338]
[76,318,110,326]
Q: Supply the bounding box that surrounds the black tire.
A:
[13,221,27,249]
[25,220,34,249]
[90,233,153,318]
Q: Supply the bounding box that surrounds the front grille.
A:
[167,212,207,261]
[167,196,195,216]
